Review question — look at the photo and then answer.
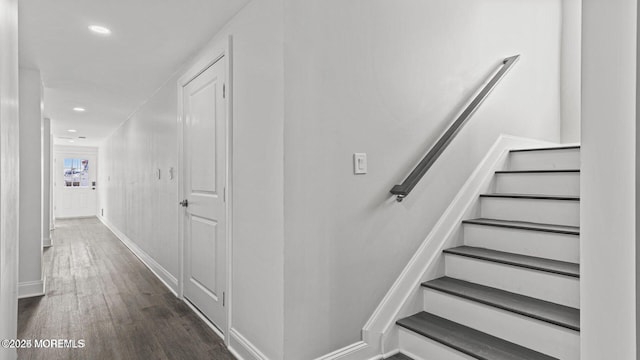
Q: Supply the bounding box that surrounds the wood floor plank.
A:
[18,218,234,360]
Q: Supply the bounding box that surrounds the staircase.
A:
[392,145,580,360]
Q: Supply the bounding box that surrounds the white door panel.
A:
[182,56,227,331]
[54,153,97,218]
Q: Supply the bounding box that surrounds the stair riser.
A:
[480,197,580,227]
[464,224,579,263]
[495,172,580,196]
[445,254,579,308]
[398,328,475,360]
[422,290,580,360]
[509,149,580,171]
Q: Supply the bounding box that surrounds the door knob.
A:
[179,199,189,207]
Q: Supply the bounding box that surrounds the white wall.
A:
[0,0,20,358]
[561,0,582,143]
[212,1,284,358]
[99,0,285,358]
[18,68,44,298]
[581,0,637,358]
[282,0,562,358]
[42,118,51,247]
[99,73,180,282]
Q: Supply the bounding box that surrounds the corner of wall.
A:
[17,268,46,299]
[560,0,582,143]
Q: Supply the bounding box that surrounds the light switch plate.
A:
[354,153,367,174]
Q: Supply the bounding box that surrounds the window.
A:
[63,158,90,187]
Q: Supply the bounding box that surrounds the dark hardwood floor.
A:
[18,218,235,360]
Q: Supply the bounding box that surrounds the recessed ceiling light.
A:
[73,107,86,112]
[89,25,111,35]
[67,129,77,133]
[68,140,75,143]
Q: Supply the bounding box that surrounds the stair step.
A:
[510,145,580,153]
[494,170,580,197]
[396,312,557,360]
[480,195,580,227]
[480,193,579,201]
[443,246,579,278]
[495,169,580,174]
[422,277,580,331]
[462,218,579,235]
[463,218,579,263]
[385,353,414,360]
[508,146,580,171]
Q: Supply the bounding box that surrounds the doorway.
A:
[178,41,231,337]
[54,146,98,219]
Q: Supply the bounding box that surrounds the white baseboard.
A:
[358,135,557,356]
[43,237,52,248]
[228,328,270,360]
[313,341,383,360]
[55,215,98,220]
[18,277,45,299]
[98,215,179,295]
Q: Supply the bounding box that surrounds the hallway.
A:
[17,218,234,360]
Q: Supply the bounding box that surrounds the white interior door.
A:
[182,56,227,331]
[54,152,98,218]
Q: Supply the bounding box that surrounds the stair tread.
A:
[495,169,580,174]
[422,277,580,331]
[462,218,579,235]
[385,353,414,360]
[443,246,579,277]
[480,193,579,201]
[510,145,580,153]
[397,312,558,360]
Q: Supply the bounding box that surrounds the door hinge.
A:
[222,292,225,307]
[223,83,226,99]
[223,187,226,202]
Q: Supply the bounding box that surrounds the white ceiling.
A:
[19,0,251,147]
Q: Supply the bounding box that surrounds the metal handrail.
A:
[390,55,520,202]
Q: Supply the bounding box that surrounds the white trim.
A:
[357,135,558,357]
[177,35,233,344]
[42,236,52,248]
[18,277,45,299]
[98,215,178,295]
[381,349,403,360]
[225,35,236,349]
[313,341,383,360]
[228,328,269,360]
